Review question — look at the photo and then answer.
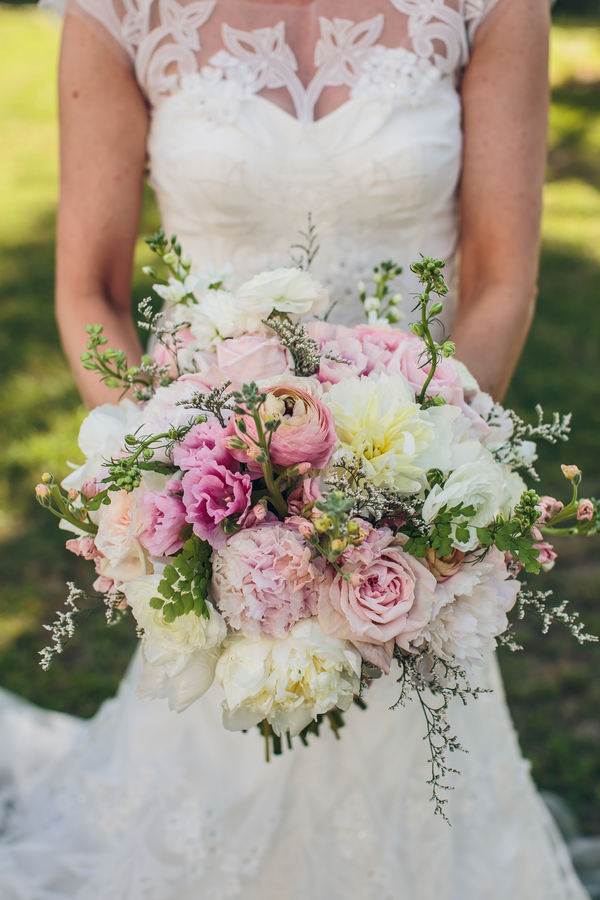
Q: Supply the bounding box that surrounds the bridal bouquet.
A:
[36,229,598,817]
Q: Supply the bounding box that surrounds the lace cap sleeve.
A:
[465,0,504,44]
[40,0,135,71]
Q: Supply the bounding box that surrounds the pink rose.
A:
[226,385,337,470]
[577,499,594,522]
[152,328,196,379]
[138,490,187,557]
[173,418,235,471]
[313,527,437,650]
[215,333,292,389]
[306,322,368,384]
[287,476,323,518]
[182,460,252,548]
[211,524,317,639]
[536,496,564,524]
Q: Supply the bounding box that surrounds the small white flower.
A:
[153,275,199,305]
[421,449,504,551]
[235,268,329,322]
[216,618,361,737]
[500,466,528,521]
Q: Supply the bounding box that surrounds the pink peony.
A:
[215,333,292,389]
[173,418,235,471]
[138,490,187,557]
[226,385,337,470]
[211,523,317,639]
[313,527,437,650]
[182,460,252,548]
[536,496,564,524]
[577,499,594,522]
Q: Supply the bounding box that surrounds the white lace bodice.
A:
[66,0,503,325]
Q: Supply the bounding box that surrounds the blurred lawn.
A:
[0,3,598,832]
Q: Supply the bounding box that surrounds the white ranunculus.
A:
[124,574,227,661]
[62,400,142,495]
[412,548,519,670]
[235,268,329,322]
[216,618,361,737]
[500,466,528,521]
[421,449,504,551]
[324,372,476,494]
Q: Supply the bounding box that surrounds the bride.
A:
[0,0,590,898]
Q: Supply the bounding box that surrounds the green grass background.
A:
[0,1,599,833]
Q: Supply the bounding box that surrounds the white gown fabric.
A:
[0,1,590,897]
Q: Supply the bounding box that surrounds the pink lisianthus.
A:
[577,499,594,522]
[536,496,564,525]
[306,322,368,384]
[532,526,557,572]
[226,385,337,470]
[138,491,187,557]
[66,536,99,560]
[211,523,317,639]
[173,418,235,471]
[182,460,252,548]
[313,527,437,651]
[215,333,292,389]
[287,477,323,518]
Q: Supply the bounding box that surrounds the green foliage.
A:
[404,502,476,559]
[149,536,212,621]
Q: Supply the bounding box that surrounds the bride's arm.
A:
[453,0,550,401]
[56,14,148,408]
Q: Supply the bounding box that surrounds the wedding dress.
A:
[0,1,589,897]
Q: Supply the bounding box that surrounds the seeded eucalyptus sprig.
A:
[359,259,404,325]
[409,256,456,406]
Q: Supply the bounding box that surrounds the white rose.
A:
[235,268,329,323]
[421,449,504,551]
[216,618,361,737]
[412,549,519,670]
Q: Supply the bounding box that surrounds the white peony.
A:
[412,548,519,670]
[216,618,361,737]
[235,268,329,323]
[421,449,504,551]
[323,372,479,494]
[124,574,227,712]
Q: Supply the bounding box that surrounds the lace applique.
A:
[388,0,469,73]
[350,44,442,107]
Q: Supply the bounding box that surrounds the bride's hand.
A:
[453,0,550,401]
[56,14,149,408]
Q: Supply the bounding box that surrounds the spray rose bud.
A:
[81,480,101,499]
[314,514,332,533]
[41,472,53,484]
[297,520,316,540]
[68,489,80,501]
[35,484,51,500]
[331,538,347,555]
[561,464,582,485]
[577,499,594,522]
[295,462,312,475]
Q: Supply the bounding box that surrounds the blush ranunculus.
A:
[138,490,187,557]
[211,524,317,639]
[226,385,337,470]
[182,461,252,549]
[215,333,292,389]
[313,527,437,650]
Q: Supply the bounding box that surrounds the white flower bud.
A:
[363,296,381,312]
